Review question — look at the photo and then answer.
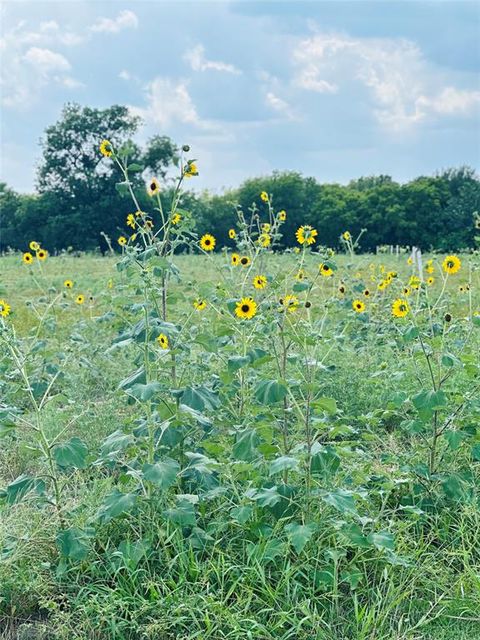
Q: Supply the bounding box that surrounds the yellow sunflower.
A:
[352,299,366,313]
[228,229,236,239]
[295,270,306,281]
[64,279,73,289]
[193,299,207,311]
[99,139,112,157]
[235,297,257,320]
[75,295,85,305]
[281,295,299,312]
[147,177,160,197]
[442,255,461,275]
[37,249,48,261]
[258,233,271,248]
[392,299,410,318]
[157,333,169,349]
[403,287,411,296]
[296,225,318,246]
[319,263,333,277]
[377,280,388,291]
[261,223,271,233]
[363,289,371,297]
[426,277,434,286]
[200,234,216,252]
[338,284,346,295]
[29,241,40,251]
[278,210,287,221]
[118,236,127,247]
[253,275,267,289]
[342,231,351,241]
[239,255,251,267]
[23,252,34,265]
[409,276,421,290]
[126,214,136,229]
[184,162,198,178]
[172,213,182,225]
[0,299,11,317]
[231,253,240,266]
[260,191,269,202]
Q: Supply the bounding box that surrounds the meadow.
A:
[1,146,479,640]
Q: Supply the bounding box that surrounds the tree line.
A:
[1,103,479,254]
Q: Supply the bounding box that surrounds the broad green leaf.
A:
[56,527,94,561]
[97,490,137,523]
[367,531,395,551]
[113,539,149,569]
[53,437,88,469]
[227,355,250,373]
[181,386,220,412]
[230,505,253,524]
[163,499,196,526]
[127,382,162,402]
[254,379,287,405]
[269,456,299,476]
[341,523,370,548]
[314,397,337,414]
[232,429,260,462]
[247,538,285,564]
[412,390,447,415]
[285,523,316,553]
[245,486,282,508]
[128,163,144,172]
[322,489,357,515]
[1,475,45,504]
[142,459,180,489]
[99,430,134,459]
[310,445,340,478]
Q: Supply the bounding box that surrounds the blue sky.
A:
[1,0,479,193]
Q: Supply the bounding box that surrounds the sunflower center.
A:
[241,305,250,313]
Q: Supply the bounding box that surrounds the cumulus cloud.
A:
[184,44,241,74]
[91,10,138,34]
[23,46,71,75]
[293,31,480,130]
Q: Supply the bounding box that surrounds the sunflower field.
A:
[1,144,480,640]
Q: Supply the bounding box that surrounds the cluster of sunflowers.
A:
[22,241,48,265]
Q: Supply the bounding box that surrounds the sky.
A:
[1,0,479,194]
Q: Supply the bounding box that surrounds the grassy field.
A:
[0,247,479,640]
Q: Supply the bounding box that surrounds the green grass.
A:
[1,250,479,639]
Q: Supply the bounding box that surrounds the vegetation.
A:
[0,141,479,639]
[1,103,479,254]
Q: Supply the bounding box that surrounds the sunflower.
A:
[118,236,127,247]
[200,234,216,252]
[319,263,333,277]
[126,214,136,229]
[409,276,421,290]
[444,313,452,323]
[278,210,287,221]
[342,231,351,241]
[157,333,169,349]
[377,280,388,291]
[0,299,11,317]
[184,162,198,178]
[147,177,160,197]
[295,270,306,281]
[282,295,299,312]
[260,191,269,202]
[387,271,397,279]
[240,255,251,267]
[172,213,182,225]
[23,252,34,265]
[352,299,366,313]
[459,285,465,293]
[305,300,312,309]
[407,257,413,266]
[144,220,154,230]
[64,279,73,289]
[37,249,48,261]
[193,299,207,311]
[403,287,411,296]
[29,241,40,251]
[442,255,461,275]
[228,229,236,239]
[235,297,257,320]
[426,264,434,274]
[258,233,271,248]
[75,295,85,305]
[426,277,434,286]
[296,225,318,246]
[99,139,112,157]
[253,275,267,289]
[392,299,409,318]
[363,289,371,297]
[338,284,346,295]
[261,223,271,233]
[231,253,240,266]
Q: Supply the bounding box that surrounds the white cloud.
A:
[184,44,241,74]
[119,69,131,81]
[91,10,138,34]
[23,46,71,75]
[264,91,297,121]
[131,77,203,129]
[293,32,480,130]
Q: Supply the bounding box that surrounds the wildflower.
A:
[131,233,137,242]
[99,139,112,157]
[282,295,299,312]
[184,162,198,178]
[126,214,136,229]
[235,297,257,320]
[231,253,240,266]
[459,285,465,293]
[403,287,411,296]
[293,247,300,254]
[407,257,413,266]
[426,277,434,286]
[444,313,452,323]
[338,284,346,295]
[37,249,48,261]
[147,177,160,197]
[392,299,409,318]
[363,289,371,298]
[118,236,127,247]
[305,300,312,308]
[172,213,181,225]
[193,299,207,311]
[258,233,271,248]
[144,220,154,230]
[253,275,267,289]
[342,231,351,241]
[442,255,461,275]
[240,256,251,267]
[296,225,317,246]
[261,223,271,233]
[23,252,34,265]
[426,264,434,274]
[378,280,388,291]
[278,210,287,221]
[200,234,216,252]
[295,270,306,281]
[0,299,11,317]
[352,299,366,313]
[319,263,333,277]
[75,295,85,305]
[228,229,236,239]
[260,191,269,202]
[387,271,397,279]
[409,276,421,290]
[29,241,40,251]
[157,333,169,349]
[64,279,73,289]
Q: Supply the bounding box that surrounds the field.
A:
[1,221,480,638]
